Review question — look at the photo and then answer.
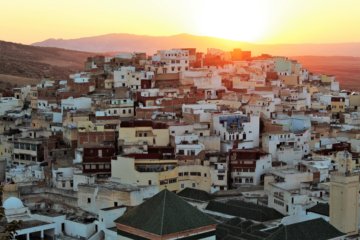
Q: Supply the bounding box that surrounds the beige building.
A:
[77,182,157,214]
[349,93,360,111]
[119,120,170,148]
[330,155,359,235]
[111,155,179,192]
[111,154,213,193]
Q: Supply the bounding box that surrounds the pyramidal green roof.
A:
[115,189,216,236]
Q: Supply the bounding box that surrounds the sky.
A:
[1,0,360,45]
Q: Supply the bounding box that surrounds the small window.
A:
[87,198,91,204]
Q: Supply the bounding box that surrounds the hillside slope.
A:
[0,40,94,85]
[292,56,360,91]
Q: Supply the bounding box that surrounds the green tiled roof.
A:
[306,203,329,217]
[265,218,344,240]
[177,188,214,202]
[115,189,216,236]
[206,200,283,222]
[217,217,345,240]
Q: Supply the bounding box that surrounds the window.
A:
[85,165,90,170]
[114,202,118,207]
[105,164,110,169]
[218,175,224,180]
[91,165,96,169]
[87,198,91,204]
[169,178,177,183]
[70,181,73,188]
[62,182,66,188]
[192,183,196,188]
[181,184,184,189]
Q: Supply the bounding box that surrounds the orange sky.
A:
[1,0,360,44]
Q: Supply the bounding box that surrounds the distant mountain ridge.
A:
[32,33,360,57]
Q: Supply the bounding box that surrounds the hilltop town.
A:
[1,47,359,239]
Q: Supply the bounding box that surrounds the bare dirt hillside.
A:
[0,40,94,86]
[292,56,360,91]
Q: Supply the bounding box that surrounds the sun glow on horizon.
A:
[195,1,270,42]
[0,0,360,45]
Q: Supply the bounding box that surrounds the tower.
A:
[330,151,359,235]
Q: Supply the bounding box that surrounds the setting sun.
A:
[0,0,360,45]
[195,0,270,42]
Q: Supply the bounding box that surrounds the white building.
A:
[174,134,205,156]
[265,168,314,215]
[229,149,272,187]
[61,97,92,111]
[0,97,22,116]
[212,112,260,152]
[114,66,153,90]
[149,49,190,74]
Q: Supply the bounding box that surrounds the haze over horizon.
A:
[33,32,360,46]
[1,0,360,45]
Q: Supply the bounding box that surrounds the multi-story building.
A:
[113,66,153,90]
[12,137,45,165]
[81,144,116,176]
[148,49,190,74]
[212,112,260,152]
[118,120,169,153]
[229,149,271,187]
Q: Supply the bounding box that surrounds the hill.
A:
[0,40,94,86]
[32,33,360,57]
[292,56,360,91]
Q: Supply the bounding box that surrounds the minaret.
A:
[330,151,359,235]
